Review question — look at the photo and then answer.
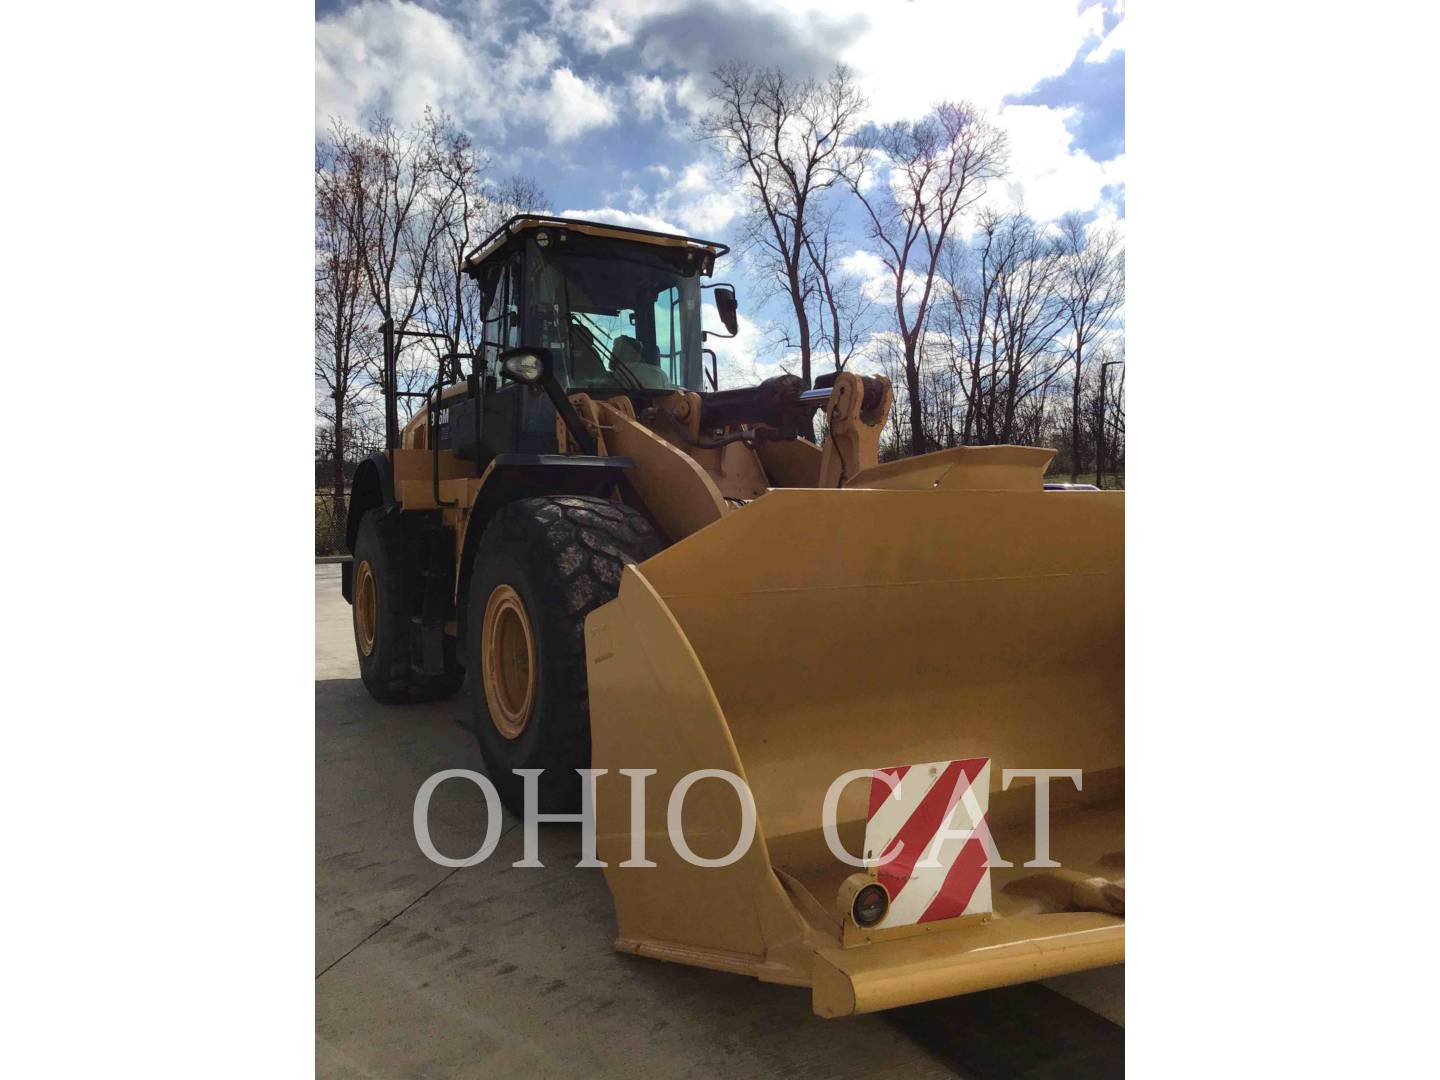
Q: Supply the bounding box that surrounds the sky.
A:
[316,0,1125,383]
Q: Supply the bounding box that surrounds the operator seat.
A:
[611,334,648,372]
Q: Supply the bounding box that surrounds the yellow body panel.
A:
[848,443,1058,492]
[591,401,728,541]
[811,912,1124,1017]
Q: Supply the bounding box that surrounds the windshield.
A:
[525,238,704,393]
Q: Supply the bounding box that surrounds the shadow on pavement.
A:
[887,984,1124,1079]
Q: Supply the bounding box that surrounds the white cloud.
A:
[839,250,885,278]
[316,0,484,130]
[1086,16,1126,63]
[969,104,1125,225]
[820,0,1107,120]
[675,163,708,192]
[675,190,744,235]
[840,250,889,301]
[1076,2,1108,45]
[542,68,619,141]
[624,158,747,236]
[550,0,689,53]
[1085,197,1126,243]
[843,329,907,380]
[549,1,1110,123]
[704,304,782,387]
[627,74,670,121]
[558,207,684,233]
[837,247,937,311]
[316,2,618,144]
[673,163,746,234]
[671,74,711,121]
[503,32,565,83]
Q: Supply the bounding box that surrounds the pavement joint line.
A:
[316,818,522,981]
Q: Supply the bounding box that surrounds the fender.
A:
[454,453,634,649]
[341,452,395,603]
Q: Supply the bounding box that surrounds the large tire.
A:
[352,508,465,704]
[465,496,662,815]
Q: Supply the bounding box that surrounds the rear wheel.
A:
[352,508,465,704]
[466,496,662,814]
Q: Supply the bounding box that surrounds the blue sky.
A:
[317,0,1125,381]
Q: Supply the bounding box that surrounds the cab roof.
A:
[462,215,730,277]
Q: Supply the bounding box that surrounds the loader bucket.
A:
[584,470,1124,1016]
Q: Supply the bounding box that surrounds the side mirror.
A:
[714,286,739,336]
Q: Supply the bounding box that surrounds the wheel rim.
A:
[481,583,536,739]
[355,559,378,657]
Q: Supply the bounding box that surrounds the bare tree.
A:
[1058,214,1124,480]
[873,332,911,458]
[317,109,548,498]
[1093,347,1125,486]
[801,202,878,373]
[849,101,1007,456]
[415,113,489,380]
[482,175,549,232]
[942,210,1067,445]
[337,112,456,422]
[702,63,866,386]
[315,134,379,520]
[1107,361,1125,477]
[418,161,550,380]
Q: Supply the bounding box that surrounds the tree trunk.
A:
[331,390,347,548]
[1002,358,1018,442]
[905,341,925,457]
[787,259,812,386]
[1094,364,1105,489]
[827,289,842,372]
[1070,342,1083,482]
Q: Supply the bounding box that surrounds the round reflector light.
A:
[852,882,889,928]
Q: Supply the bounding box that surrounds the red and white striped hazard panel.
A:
[863,757,992,926]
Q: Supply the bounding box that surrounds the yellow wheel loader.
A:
[342,215,1124,1017]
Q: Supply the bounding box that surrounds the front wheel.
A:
[466,496,662,814]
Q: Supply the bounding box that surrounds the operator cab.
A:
[452,216,731,460]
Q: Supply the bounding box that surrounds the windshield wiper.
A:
[559,273,650,394]
[572,314,646,393]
